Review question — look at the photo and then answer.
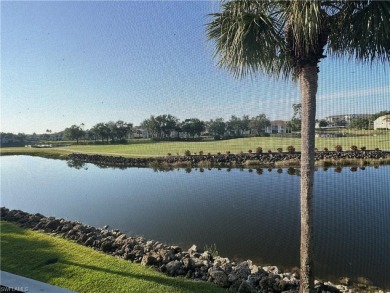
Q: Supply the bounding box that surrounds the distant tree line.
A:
[315,110,390,130]
[0,132,28,146]
[59,114,273,144]
[140,114,272,140]
[347,111,390,130]
[2,109,388,146]
[58,109,390,144]
[286,107,390,131]
[64,120,133,144]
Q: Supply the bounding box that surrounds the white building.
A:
[324,114,371,126]
[266,120,292,134]
[373,115,390,130]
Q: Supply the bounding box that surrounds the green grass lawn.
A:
[0,221,225,293]
[1,134,389,158]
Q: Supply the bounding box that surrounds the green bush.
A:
[287,146,295,153]
[199,151,204,155]
[360,146,366,151]
[350,145,358,151]
[226,151,231,155]
[257,132,270,137]
[256,147,263,154]
[277,148,283,153]
[248,149,253,153]
[335,145,343,152]
[184,150,191,156]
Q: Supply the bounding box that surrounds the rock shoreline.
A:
[1,208,387,293]
[68,150,390,169]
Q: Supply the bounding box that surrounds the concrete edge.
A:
[0,271,75,292]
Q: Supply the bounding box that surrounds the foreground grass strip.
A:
[0,222,225,293]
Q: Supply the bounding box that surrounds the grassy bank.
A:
[0,147,69,159]
[0,221,225,293]
[1,135,389,158]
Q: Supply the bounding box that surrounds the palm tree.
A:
[207,1,389,292]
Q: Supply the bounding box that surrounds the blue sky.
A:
[1,1,389,134]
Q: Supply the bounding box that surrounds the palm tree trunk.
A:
[299,64,317,293]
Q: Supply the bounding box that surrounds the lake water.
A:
[1,156,389,288]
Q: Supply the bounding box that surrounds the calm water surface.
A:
[1,156,389,288]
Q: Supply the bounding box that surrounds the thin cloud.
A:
[318,86,390,100]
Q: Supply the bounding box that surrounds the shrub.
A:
[217,152,221,155]
[199,151,204,156]
[226,151,231,155]
[277,148,283,153]
[248,149,253,153]
[324,147,329,151]
[335,145,343,152]
[351,145,358,151]
[167,153,171,156]
[375,148,380,151]
[268,150,272,154]
[256,147,263,154]
[184,150,191,156]
[360,146,366,151]
[287,146,295,153]
[257,132,270,137]
[207,152,211,156]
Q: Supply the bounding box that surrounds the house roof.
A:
[374,115,390,122]
[270,120,287,126]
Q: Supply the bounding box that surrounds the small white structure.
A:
[373,115,390,130]
[266,120,291,134]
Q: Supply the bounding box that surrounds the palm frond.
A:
[284,1,324,59]
[283,1,335,64]
[328,1,390,63]
[206,0,293,79]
